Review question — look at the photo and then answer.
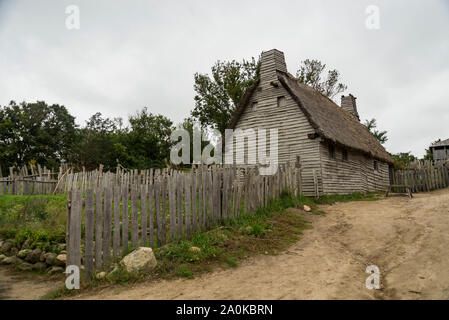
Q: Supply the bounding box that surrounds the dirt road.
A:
[69,188,449,300]
[0,267,61,300]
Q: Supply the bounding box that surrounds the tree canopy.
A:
[0,101,76,170]
[391,152,417,169]
[364,118,388,145]
[296,59,347,99]
[190,58,259,134]
[0,102,173,173]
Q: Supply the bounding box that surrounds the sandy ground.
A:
[0,267,62,300]
[3,188,449,300]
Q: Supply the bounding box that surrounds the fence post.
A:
[67,189,82,270]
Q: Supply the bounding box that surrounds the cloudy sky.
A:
[0,0,448,157]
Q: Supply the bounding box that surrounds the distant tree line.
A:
[0,101,174,174]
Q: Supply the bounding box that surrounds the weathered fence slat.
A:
[131,185,139,248]
[95,187,103,269]
[141,184,148,246]
[68,189,82,269]
[103,187,112,266]
[84,189,94,280]
[121,183,129,256]
[113,186,121,259]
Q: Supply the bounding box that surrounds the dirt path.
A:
[0,267,62,300]
[68,188,449,300]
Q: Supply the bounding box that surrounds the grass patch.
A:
[314,191,382,205]
[0,194,67,250]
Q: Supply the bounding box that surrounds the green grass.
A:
[0,194,67,251]
[314,191,382,205]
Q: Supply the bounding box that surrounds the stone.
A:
[9,247,19,256]
[0,240,14,254]
[59,250,67,255]
[2,256,23,265]
[120,247,157,274]
[17,262,33,272]
[106,266,120,281]
[0,241,4,248]
[40,252,46,262]
[32,262,47,272]
[96,271,107,280]
[21,240,30,250]
[45,253,58,266]
[189,246,201,254]
[56,254,67,266]
[48,266,64,275]
[0,254,6,263]
[17,249,32,259]
[244,226,254,234]
[58,243,66,251]
[303,205,312,212]
[25,248,42,264]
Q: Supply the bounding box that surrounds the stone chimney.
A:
[260,49,288,83]
[341,94,360,120]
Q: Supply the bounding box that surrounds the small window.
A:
[277,96,286,108]
[329,144,335,159]
[374,160,378,171]
[251,101,258,111]
[342,149,348,161]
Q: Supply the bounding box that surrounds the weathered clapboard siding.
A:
[233,80,322,196]
[319,142,390,194]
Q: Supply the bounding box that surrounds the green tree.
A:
[391,152,417,169]
[191,58,259,134]
[127,108,174,168]
[173,117,212,167]
[364,118,388,145]
[70,112,125,170]
[296,59,347,99]
[0,101,77,170]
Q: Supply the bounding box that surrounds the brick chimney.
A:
[260,49,288,83]
[341,94,360,120]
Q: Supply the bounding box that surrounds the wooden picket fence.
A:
[66,162,303,281]
[0,163,60,195]
[392,163,449,193]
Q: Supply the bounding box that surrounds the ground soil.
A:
[2,188,449,300]
[0,267,62,300]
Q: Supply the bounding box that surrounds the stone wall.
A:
[0,238,66,275]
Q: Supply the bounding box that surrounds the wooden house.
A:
[430,139,449,161]
[228,49,393,196]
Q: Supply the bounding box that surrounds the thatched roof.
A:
[229,70,393,164]
[431,138,449,148]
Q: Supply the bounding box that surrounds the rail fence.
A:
[66,162,303,281]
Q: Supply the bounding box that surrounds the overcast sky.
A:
[0,0,448,157]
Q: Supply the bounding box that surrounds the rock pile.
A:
[0,238,67,275]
